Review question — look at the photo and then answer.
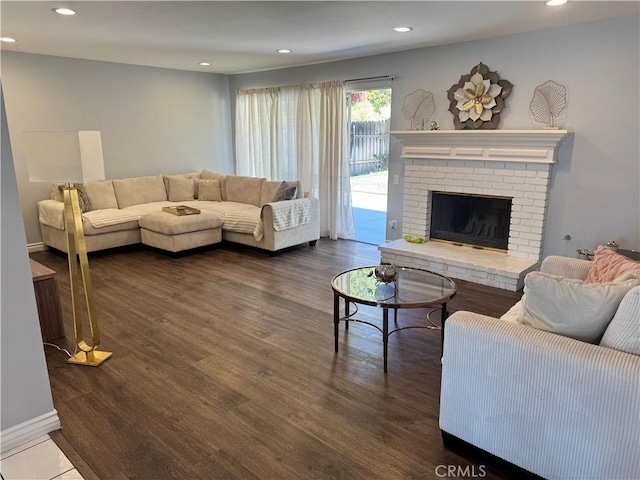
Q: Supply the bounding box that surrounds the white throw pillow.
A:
[499,300,522,323]
[599,286,640,355]
[519,272,640,343]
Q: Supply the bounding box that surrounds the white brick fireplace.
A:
[379,129,571,291]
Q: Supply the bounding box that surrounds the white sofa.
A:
[440,255,640,480]
[38,170,320,254]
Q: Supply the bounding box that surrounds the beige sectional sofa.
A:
[38,170,320,254]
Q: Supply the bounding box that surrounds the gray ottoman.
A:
[139,210,223,253]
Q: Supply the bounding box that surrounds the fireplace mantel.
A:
[391,129,572,164]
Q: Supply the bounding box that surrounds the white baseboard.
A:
[0,410,61,453]
[27,242,48,253]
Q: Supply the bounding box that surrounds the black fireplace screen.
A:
[430,192,512,250]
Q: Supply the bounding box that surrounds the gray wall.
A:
[229,16,640,256]
[1,84,56,433]
[2,52,234,245]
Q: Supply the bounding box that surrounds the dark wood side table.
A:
[30,259,65,342]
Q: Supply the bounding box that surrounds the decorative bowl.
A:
[403,235,424,244]
[373,263,398,283]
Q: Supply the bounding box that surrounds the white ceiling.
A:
[1,1,638,75]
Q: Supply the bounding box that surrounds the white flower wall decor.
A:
[447,63,513,129]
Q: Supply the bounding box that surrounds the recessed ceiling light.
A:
[199,62,211,66]
[393,27,413,33]
[0,37,17,43]
[546,0,568,6]
[277,49,292,54]
[53,7,77,15]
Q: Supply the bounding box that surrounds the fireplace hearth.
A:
[430,192,512,251]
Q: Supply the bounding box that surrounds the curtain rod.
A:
[345,74,394,83]
[235,75,394,94]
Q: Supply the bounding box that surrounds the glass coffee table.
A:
[331,266,457,373]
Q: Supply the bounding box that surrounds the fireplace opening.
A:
[430,192,512,251]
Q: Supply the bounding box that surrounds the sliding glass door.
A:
[347,88,391,245]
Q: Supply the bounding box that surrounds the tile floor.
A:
[1,435,83,480]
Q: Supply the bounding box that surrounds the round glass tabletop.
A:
[331,266,457,309]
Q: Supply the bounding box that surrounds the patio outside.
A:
[351,171,387,245]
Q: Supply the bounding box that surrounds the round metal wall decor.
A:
[447,62,513,129]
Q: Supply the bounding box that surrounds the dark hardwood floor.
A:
[32,239,522,480]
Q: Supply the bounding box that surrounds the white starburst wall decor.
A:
[529,80,568,128]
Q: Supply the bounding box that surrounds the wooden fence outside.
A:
[350,119,390,176]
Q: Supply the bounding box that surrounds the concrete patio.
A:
[350,171,387,245]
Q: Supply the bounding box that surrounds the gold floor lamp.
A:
[26,131,112,366]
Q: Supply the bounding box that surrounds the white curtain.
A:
[235,81,355,240]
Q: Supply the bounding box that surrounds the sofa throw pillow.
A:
[225,176,265,207]
[519,272,640,343]
[599,286,640,355]
[51,183,65,202]
[168,177,196,202]
[163,172,200,195]
[499,300,522,323]
[613,270,640,284]
[260,180,281,206]
[112,175,167,208]
[585,245,640,283]
[201,169,224,180]
[201,170,227,200]
[272,181,297,202]
[74,184,91,212]
[53,183,91,212]
[290,180,304,199]
[84,180,119,210]
[197,179,222,202]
